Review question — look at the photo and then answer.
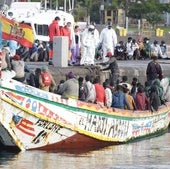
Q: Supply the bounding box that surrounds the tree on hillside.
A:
[128,0,170,28]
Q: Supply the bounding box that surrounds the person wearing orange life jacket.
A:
[39,66,56,92]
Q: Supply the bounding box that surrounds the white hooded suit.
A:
[80,26,99,65]
[99,26,117,62]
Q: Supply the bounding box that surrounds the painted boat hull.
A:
[0,79,170,151]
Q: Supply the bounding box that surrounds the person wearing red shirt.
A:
[93,77,106,107]
[135,85,150,110]
[48,16,61,64]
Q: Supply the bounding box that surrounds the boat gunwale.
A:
[0,83,170,120]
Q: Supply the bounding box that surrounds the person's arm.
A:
[101,63,111,71]
[124,94,130,110]
[55,22,61,36]
[39,74,44,88]
[50,75,57,92]
[5,53,11,70]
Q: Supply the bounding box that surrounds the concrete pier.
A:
[27,59,170,85]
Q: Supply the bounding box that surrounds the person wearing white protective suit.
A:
[80,25,98,65]
[99,22,117,62]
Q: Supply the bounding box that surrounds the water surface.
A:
[0,132,170,169]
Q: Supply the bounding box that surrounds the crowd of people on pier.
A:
[1,16,169,67]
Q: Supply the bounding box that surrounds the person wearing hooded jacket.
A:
[99,21,117,62]
[111,85,130,109]
[80,25,99,65]
[48,16,61,64]
[58,71,79,99]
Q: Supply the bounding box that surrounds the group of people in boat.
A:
[1,42,169,112]
[55,61,166,112]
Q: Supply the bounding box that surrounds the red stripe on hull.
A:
[30,133,117,153]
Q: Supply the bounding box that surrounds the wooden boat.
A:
[0,77,170,151]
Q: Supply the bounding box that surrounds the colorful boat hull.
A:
[0,79,170,151]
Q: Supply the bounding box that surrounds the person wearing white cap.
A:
[99,21,117,62]
[80,25,98,65]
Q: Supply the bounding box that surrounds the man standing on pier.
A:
[48,16,61,65]
[146,56,163,85]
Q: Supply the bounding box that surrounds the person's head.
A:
[85,74,91,82]
[35,68,41,74]
[93,76,100,84]
[154,40,158,45]
[2,46,10,54]
[90,21,96,27]
[106,51,112,57]
[150,85,157,93]
[41,65,48,72]
[122,76,128,82]
[145,81,149,87]
[128,37,132,42]
[74,25,79,31]
[132,77,138,83]
[13,54,21,60]
[132,39,136,44]
[152,56,158,62]
[144,37,149,43]
[153,79,160,86]
[66,22,72,29]
[161,40,165,46]
[116,85,123,91]
[78,77,84,84]
[123,86,129,93]
[103,81,109,89]
[137,85,144,93]
[55,16,60,21]
[131,81,137,86]
[107,21,112,29]
[137,36,143,43]
[67,71,75,79]
[88,25,95,32]
[119,41,124,45]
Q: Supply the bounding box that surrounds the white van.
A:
[6,2,75,42]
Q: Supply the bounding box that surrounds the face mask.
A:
[88,28,94,32]
[67,26,71,29]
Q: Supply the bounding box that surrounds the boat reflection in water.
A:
[0,131,170,169]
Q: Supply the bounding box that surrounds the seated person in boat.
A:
[122,84,137,110]
[93,76,106,108]
[135,85,150,111]
[1,47,12,71]
[81,74,96,103]
[149,85,161,111]
[11,54,26,82]
[111,84,130,109]
[57,71,79,99]
[39,66,56,92]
